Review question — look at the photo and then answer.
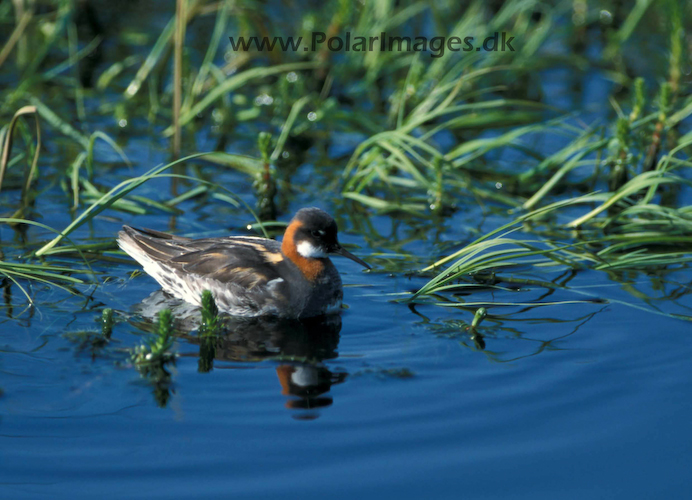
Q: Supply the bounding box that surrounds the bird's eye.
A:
[311,229,325,238]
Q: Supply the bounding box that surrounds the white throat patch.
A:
[297,241,328,259]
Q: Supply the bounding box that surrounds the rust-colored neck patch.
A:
[282,220,325,282]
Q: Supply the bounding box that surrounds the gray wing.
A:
[118,226,295,316]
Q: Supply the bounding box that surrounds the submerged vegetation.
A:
[64,307,116,357]
[0,0,691,328]
[198,289,222,372]
[131,308,177,407]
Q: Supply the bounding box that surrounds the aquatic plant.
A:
[0,0,689,323]
[131,309,176,368]
[197,290,222,372]
[471,307,487,330]
[130,309,177,407]
[399,5,692,312]
[254,131,277,220]
[101,308,114,339]
[63,308,118,358]
[199,290,221,335]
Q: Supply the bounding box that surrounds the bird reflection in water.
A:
[132,291,347,418]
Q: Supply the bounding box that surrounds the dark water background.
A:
[2,2,692,499]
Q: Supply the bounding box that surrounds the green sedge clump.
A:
[101,308,114,339]
[131,309,176,369]
[200,290,221,337]
[629,78,645,122]
[471,307,488,330]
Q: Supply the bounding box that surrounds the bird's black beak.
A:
[330,244,371,269]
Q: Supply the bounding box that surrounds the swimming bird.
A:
[117,208,370,318]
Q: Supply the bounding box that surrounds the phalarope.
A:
[117,208,370,318]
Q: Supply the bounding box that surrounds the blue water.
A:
[2,231,692,498]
